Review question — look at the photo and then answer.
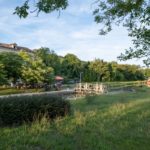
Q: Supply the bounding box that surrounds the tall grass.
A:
[0,87,150,150]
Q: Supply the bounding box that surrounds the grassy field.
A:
[0,88,44,96]
[0,87,150,150]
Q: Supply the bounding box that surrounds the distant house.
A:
[0,43,32,53]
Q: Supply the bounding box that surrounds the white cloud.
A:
[0,0,144,66]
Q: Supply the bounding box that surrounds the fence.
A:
[75,81,147,95]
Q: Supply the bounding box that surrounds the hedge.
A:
[0,94,70,126]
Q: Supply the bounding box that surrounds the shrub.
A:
[0,94,70,126]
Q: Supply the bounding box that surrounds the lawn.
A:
[0,88,44,96]
[0,87,150,150]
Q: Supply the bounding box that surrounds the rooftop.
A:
[0,43,32,53]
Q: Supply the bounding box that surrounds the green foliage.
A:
[89,59,113,82]
[93,0,150,65]
[35,47,61,75]
[0,95,70,126]
[143,68,150,78]
[19,51,54,84]
[0,52,23,83]
[0,64,7,85]
[62,53,82,78]
[0,50,146,86]
[112,63,145,81]
[86,59,145,82]
[14,0,68,18]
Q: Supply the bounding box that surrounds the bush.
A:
[0,94,70,126]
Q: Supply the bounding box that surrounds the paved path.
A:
[0,89,75,99]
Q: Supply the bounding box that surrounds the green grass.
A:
[0,88,44,96]
[0,87,150,150]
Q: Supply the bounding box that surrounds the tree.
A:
[89,59,111,82]
[0,64,7,85]
[110,62,125,81]
[14,0,68,18]
[62,54,82,79]
[0,52,23,83]
[19,51,54,85]
[81,61,92,82]
[34,47,50,66]
[112,63,145,81]
[143,68,150,78]
[93,0,150,66]
[35,47,61,75]
[15,0,150,65]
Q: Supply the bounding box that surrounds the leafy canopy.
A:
[0,52,24,83]
[14,0,68,18]
[0,64,7,85]
[93,0,150,66]
[19,51,54,84]
[35,47,61,75]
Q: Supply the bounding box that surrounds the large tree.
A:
[89,59,112,82]
[0,52,24,83]
[14,0,68,18]
[15,0,150,65]
[62,54,82,79]
[35,47,61,75]
[19,51,54,84]
[0,64,7,85]
[93,0,150,66]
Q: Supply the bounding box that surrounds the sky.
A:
[0,0,144,66]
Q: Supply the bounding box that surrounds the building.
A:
[0,43,32,53]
